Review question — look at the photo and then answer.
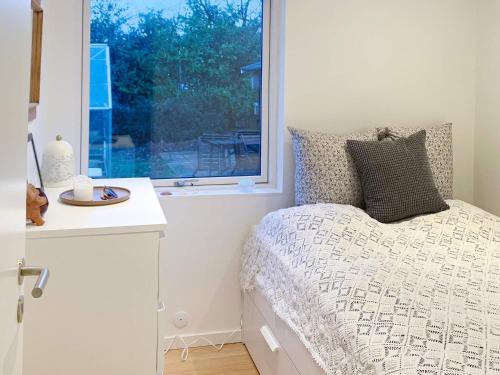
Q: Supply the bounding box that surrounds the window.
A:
[83,0,271,186]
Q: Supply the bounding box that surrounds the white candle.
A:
[73,175,94,201]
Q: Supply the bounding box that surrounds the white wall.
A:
[475,0,500,215]
[36,0,479,343]
[285,0,477,201]
[159,181,294,344]
[31,0,83,166]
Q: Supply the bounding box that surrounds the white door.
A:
[0,1,32,374]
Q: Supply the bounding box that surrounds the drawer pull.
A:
[260,325,280,352]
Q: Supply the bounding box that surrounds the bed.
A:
[241,200,500,375]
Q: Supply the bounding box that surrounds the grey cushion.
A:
[289,127,378,206]
[346,130,449,223]
[377,123,453,199]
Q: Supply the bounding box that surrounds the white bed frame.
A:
[243,287,326,375]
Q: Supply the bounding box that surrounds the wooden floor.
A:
[165,343,259,375]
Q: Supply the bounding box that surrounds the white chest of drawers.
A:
[24,178,167,375]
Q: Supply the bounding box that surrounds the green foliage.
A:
[91,0,263,147]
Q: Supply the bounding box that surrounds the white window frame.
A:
[81,0,281,188]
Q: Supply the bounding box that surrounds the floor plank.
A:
[165,343,259,375]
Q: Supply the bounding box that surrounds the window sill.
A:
[156,184,283,199]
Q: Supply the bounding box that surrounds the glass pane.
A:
[89,0,264,180]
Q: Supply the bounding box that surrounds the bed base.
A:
[243,287,325,375]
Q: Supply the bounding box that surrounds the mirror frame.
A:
[29,0,43,122]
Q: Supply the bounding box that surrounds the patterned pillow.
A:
[377,123,453,199]
[289,127,378,206]
[346,130,450,223]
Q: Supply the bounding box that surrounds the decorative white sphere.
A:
[41,135,76,188]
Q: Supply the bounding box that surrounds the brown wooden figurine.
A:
[26,183,48,226]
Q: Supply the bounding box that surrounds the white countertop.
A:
[26,178,167,239]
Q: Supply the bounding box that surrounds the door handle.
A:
[18,258,50,298]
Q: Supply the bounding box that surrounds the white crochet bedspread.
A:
[241,200,500,375]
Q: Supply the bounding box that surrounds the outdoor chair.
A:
[194,134,236,177]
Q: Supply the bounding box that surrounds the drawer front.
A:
[24,233,159,375]
[250,289,325,375]
[243,294,301,375]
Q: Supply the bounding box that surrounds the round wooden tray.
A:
[59,186,131,206]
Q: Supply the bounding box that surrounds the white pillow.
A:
[377,123,453,200]
[289,127,378,206]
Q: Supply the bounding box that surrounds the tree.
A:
[90,0,128,44]
[90,0,263,176]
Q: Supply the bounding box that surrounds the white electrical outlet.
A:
[173,311,190,328]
